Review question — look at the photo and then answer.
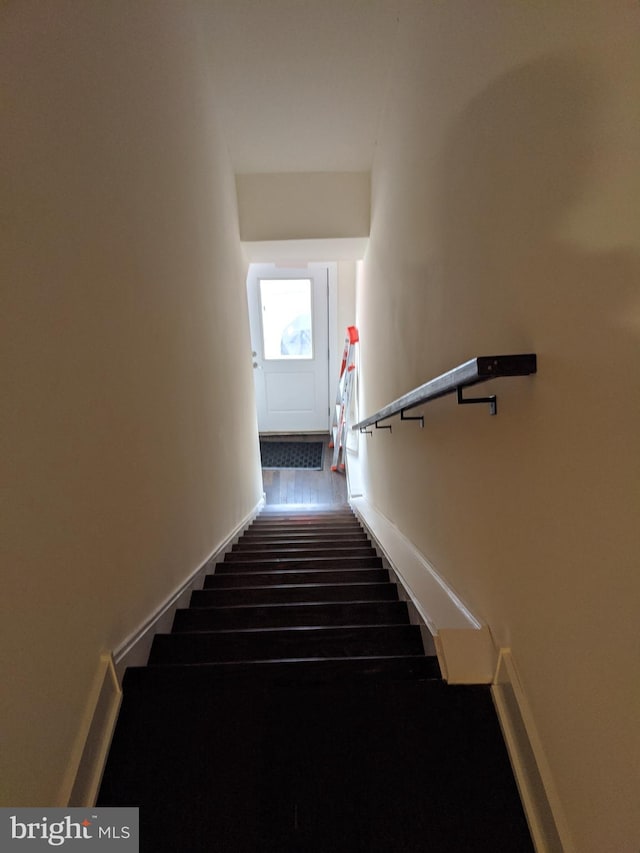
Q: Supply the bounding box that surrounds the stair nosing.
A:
[207,568,387,577]
[220,556,381,565]
[172,624,409,634]
[197,582,396,591]
[143,653,433,668]
[179,600,405,612]
[156,623,419,638]
[147,655,431,669]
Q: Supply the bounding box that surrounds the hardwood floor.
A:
[260,434,348,507]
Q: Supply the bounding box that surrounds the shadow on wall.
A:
[423,53,640,851]
[439,54,638,358]
[358,33,640,853]
[426,55,640,600]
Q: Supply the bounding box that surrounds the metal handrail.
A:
[352,354,537,432]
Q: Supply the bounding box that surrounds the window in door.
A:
[259,278,313,360]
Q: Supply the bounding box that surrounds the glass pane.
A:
[259,278,313,360]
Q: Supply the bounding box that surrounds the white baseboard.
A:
[349,495,496,683]
[59,653,122,807]
[61,497,264,807]
[113,497,264,680]
[346,489,570,848]
[492,650,573,853]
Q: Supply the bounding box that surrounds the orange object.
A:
[330,327,358,473]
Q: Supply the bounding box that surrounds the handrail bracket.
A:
[400,409,424,428]
[375,421,393,433]
[457,386,497,416]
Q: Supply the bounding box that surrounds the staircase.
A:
[98,507,533,852]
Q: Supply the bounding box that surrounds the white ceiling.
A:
[200,0,401,174]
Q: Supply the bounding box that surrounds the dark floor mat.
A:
[260,441,324,470]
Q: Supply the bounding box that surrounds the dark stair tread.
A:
[247,521,364,533]
[98,679,533,853]
[173,600,409,631]
[204,567,389,588]
[242,524,367,539]
[252,513,358,520]
[221,554,382,572]
[234,535,369,548]
[246,521,362,530]
[249,522,362,530]
[122,655,442,689]
[217,555,383,571]
[148,624,424,665]
[256,506,357,521]
[232,542,369,553]
[225,546,377,560]
[192,582,399,606]
[248,522,362,531]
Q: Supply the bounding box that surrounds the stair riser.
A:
[203,569,390,588]
[148,626,424,665]
[173,601,409,632]
[191,583,400,607]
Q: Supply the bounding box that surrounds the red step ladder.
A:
[330,326,359,472]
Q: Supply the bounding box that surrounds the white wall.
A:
[236,171,370,241]
[0,0,262,805]
[337,260,357,342]
[357,2,640,850]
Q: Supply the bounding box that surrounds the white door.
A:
[247,263,329,433]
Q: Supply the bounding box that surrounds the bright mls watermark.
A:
[1,809,138,850]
